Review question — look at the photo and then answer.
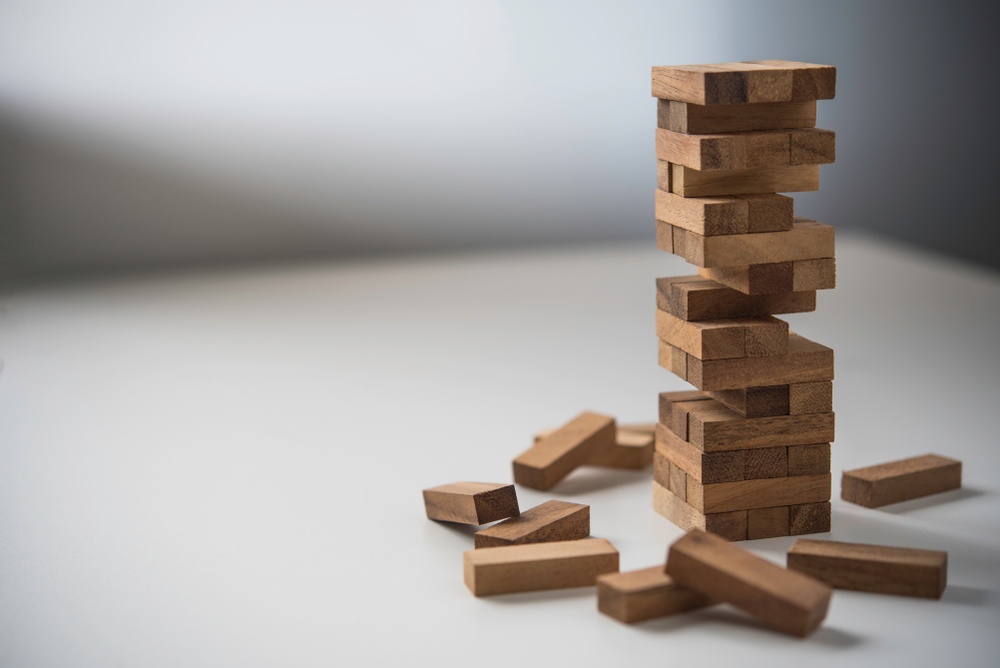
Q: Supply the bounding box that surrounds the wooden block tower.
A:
[650,61,837,541]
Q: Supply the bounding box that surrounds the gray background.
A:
[1,0,999,279]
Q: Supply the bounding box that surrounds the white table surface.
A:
[2,233,999,667]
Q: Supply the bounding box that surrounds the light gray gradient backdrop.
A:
[1,0,998,278]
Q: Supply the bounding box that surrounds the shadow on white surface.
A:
[479,586,597,605]
[873,487,988,514]
[545,467,651,496]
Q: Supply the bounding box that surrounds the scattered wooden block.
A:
[656,276,816,321]
[665,530,833,637]
[513,411,616,490]
[787,539,947,599]
[463,538,619,596]
[422,482,519,525]
[660,333,834,390]
[790,501,831,535]
[654,190,793,236]
[743,60,836,101]
[681,398,835,451]
[788,443,831,476]
[653,481,748,541]
[658,99,817,134]
[666,161,820,197]
[685,473,831,514]
[841,454,961,508]
[656,128,834,171]
[597,566,717,623]
[748,506,791,540]
[534,426,653,469]
[474,500,589,549]
[659,219,835,268]
[656,309,788,360]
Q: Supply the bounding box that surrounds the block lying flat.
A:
[513,411,616,490]
[597,566,716,623]
[788,539,948,598]
[656,127,835,171]
[653,481,748,541]
[685,473,831,514]
[675,396,834,450]
[463,538,619,596]
[841,453,961,508]
[661,161,820,197]
[656,309,788,360]
[535,426,653,469]
[422,482,519,524]
[659,219,835,268]
[651,61,835,105]
[698,258,836,294]
[665,530,833,637]
[655,189,793,236]
[658,99,817,134]
[474,500,589,549]
[656,276,816,321]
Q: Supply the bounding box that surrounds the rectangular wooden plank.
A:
[790,501,832,535]
[653,451,689,501]
[685,473,831,514]
[701,258,835,295]
[657,389,711,427]
[659,99,817,134]
[744,446,789,479]
[464,538,619,596]
[656,276,816,321]
[534,426,653,469]
[793,258,837,291]
[707,385,790,417]
[790,128,836,165]
[597,566,717,623]
[667,161,820,197]
[652,63,794,105]
[656,422,745,484]
[659,219,835,268]
[423,482,519,525]
[743,60,836,101]
[787,539,947,598]
[656,127,834,171]
[656,309,788,360]
[788,443,832,476]
[740,193,796,233]
[684,399,835,450]
[653,481,748,541]
[841,454,962,508]
[789,380,833,414]
[513,411,616,490]
[655,189,749,236]
[474,500,589,549]
[665,529,833,637]
[748,506,791,540]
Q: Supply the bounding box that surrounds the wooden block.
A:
[657,389,711,426]
[744,446,788,479]
[659,99,817,134]
[686,473,831,514]
[740,193,795,233]
[790,501,831,535]
[748,506,790,540]
[665,530,833,637]
[698,262,793,295]
[597,566,716,623]
[474,500,589,549]
[656,309,788,360]
[787,539,947,599]
[657,159,672,192]
[655,189,749,236]
[534,427,654,469]
[620,422,657,436]
[656,276,816,321]
[684,398,835,450]
[743,60,836,101]
[841,454,962,508]
[652,62,794,105]
[658,219,835,268]
[793,257,836,291]
[789,381,833,414]
[660,333,834,391]
[653,451,689,501]
[656,128,834,171]
[513,411,616,490]
[463,538,619,596]
[707,385,790,417]
[656,423,745,484]
[653,481,748,541]
[788,443,831,476]
[790,128,836,165]
[423,482,519,525]
[667,161,820,197]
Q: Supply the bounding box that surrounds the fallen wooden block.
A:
[651,61,835,105]
[656,276,816,321]
[841,453,961,508]
[656,309,788,360]
[474,500,589,549]
[685,473,831,514]
[788,539,947,599]
[513,411,616,490]
[656,127,834,171]
[534,425,653,469]
[463,538,619,596]
[666,530,833,637]
[698,258,836,295]
[658,99,817,134]
[659,219,835,268]
[597,566,716,623]
[422,482,519,524]
[653,480,748,541]
[662,161,820,197]
[654,190,793,236]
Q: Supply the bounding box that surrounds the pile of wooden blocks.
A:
[651,61,838,541]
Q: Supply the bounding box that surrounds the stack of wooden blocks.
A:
[650,61,838,541]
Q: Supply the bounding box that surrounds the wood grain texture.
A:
[464,538,619,596]
[667,161,820,197]
[653,481,748,541]
[534,426,654,469]
[659,99,817,134]
[743,60,836,101]
[741,193,796,233]
[701,258,835,295]
[656,309,788,360]
[652,63,794,105]
[707,385,789,417]
[655,190,792,237]
[422,482,519,524]
[684,398,835,451]
[748,506,791,540]
[513,411,616,490]
[789,381,833,414]
[656,422,745,484]
[686,473,831,513]
[656,128,834,171]
[665,530,833,637]
[659,219,834,268]
[788,539,947,598]
[790,501,832,535]
[656,276,816,321]
[474,500,589,549]
[597,566,717,623]
[658,389,711,427]
[787,443,831,477]
[841,454,961,508]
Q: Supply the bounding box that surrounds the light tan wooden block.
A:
[653,481,748,541]
[656,276,816,321]
[656,128,833,171]
[656,422,745,484]
[790,128,836,165]
[513,411,616,490]
[698,262,792,295]
[655,190,749,236]
[659,219,835,268]
[789,380,833,414]
[793,258,837,291]
[656,309,788,360]
[841,454,962,508]
[788,539,947,599]
[686,473,831,514]
[660,333,834,391]
[659,99,817,134]
[464,538,619,596]
[652,62,794,105]
[653,451,689,501]
[597,566,717,623]
[620,422,657,436]
[788,443,831,476]
[743,60,836,101]
[535,426,654,469]
[657,159,672,192]
[657,390,711,427]
[707,385,789,417]
[474,500,589,549]
[666,530,833,637]
[683,398,835,451]
[668,161,820,197]
[740,193,795,233]
[422,482,519,525]
[790,501,831,535]
[748,506,791,540]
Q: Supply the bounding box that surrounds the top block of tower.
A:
[652,61,836,105]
